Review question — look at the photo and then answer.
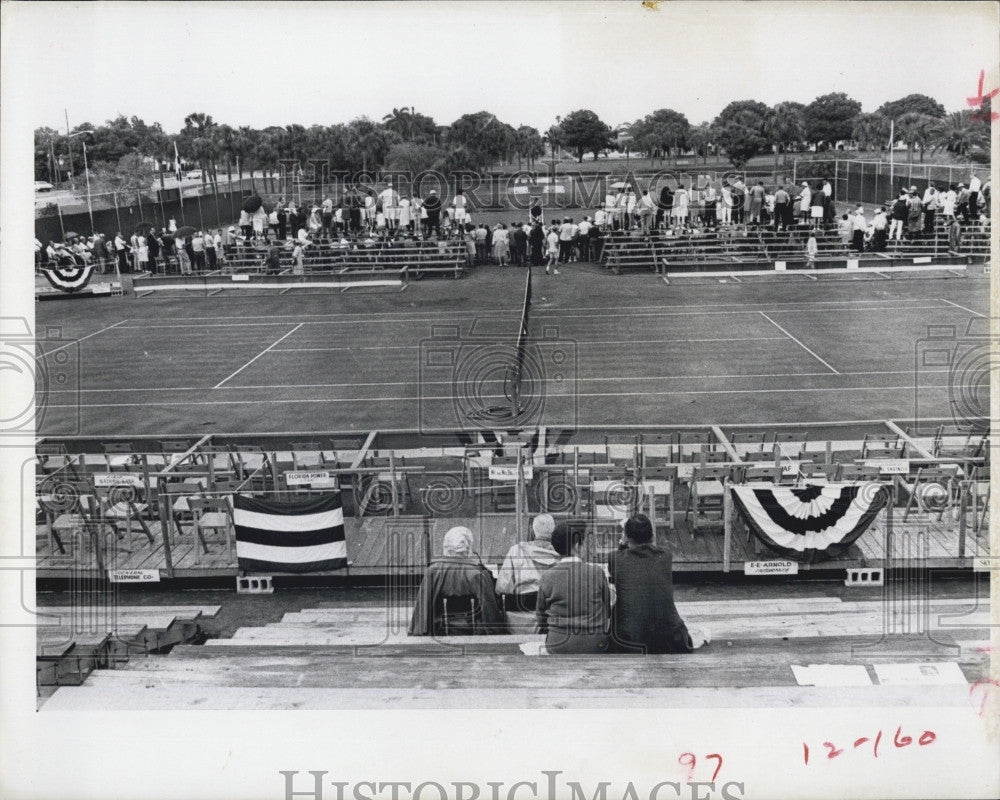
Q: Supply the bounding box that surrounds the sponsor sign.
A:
[93,473,143,487]
[231,274,250,282]
[284,471,338,488]
[744,560,799,576]
[488,465,533,481]
[108,569,160,583]
[90,283,112,295]
[863,458,910,474]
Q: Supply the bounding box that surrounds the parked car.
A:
[34,181,54,192]
[185,170,203,180]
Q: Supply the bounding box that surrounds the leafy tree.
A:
[687,122,714,164]
[710,100,771,169]
[929,110,989,158]
[385,142,449,174]
[446,111,512,170]
[877,94,946,120]
[629,108,691,162]
[764,102,806,166]
[851,112,891,151]
[382,107,438,144]
[556,109,614,162]
[803,92,862,147]
[78,152,155,199]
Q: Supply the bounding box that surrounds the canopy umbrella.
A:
[609,181,629,190]
[135,221,157,233]
[242,195,263,214]
[261,201,274,214]
[174,225,196,238]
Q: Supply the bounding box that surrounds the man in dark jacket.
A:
[511,222,528,267]
[528,221,545,266]
[608,514,696,654]
[422,190,442,237]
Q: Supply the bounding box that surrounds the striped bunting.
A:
[42,264,95,292]
[731,483,886,563]
[233,494,347,573]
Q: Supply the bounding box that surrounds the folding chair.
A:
[773,432,809,459]
[678,432,713,462]
[687,445,728,464]
[37,443,79,478]
[861,433,905,459]
[798,462,840,484]
[590,478,638,532]
[290,442,325,469]
[639,432,678,467]
[188,498,235,561]
[730,432,767,454]
[932,428,988,461]
[684,466,730,531]
[839,464,882,482]
[641,466,677,530]
[37,477,93,555]
[93,484,155,552]
[101,442,136,471]
[740,465,782,484]
[159,479,206,544]
[435,595,479,636]
[897,466,959,522]
[605,434,639,468]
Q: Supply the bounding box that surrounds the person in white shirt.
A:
[452,191,468,226]
[851,207,867,253]
[672,185,689,231]
[968,174,982,218]
[380,184,400,230]
[922,185,939,234]
[545,225,560,274]
[135,235,149,272]
[398,196,411,231]
[719,183,733,225]
[292,241,305,275]
[594,208,607,229]
[806,234,818,268]
[798,182,812,222]
[114,232,129,273]
[577,217,592,261]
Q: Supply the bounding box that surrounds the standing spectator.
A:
[264,241,282,274]
[492,223,509,266]
[452,190,468,228]
[577,216,592,261]
[545,224,560,274]
[528,221,545,267]
[731,179,747,225]
[809,182,825,229]
[955,183,971,222]
[656,184,673,229]
[511,222,528,267]
[530,197,545,228]
[114,231,129,273]
[558,217,574,264]
[922,185,939,234]
[889,190,908,241]
[981,179,991,216]
[905,187,923,238]
[177,237,192,275]
[798,181,812,223]
[940,184,957,219]
[473,224,488,265]
[146,229,160,273]
[135,234,149,272]
[822,177,835,225]
[398,195,411,232]
[291,240,305,275]
[205,229,218,270]
[747,180,765,225]
[212,229,223,267]
[948,217,962,253]
[871,207,888,251]
[191,231,206,270]
[276,204,288,240]
[672,183,689,231]
[773,184,791,231]
[589,223,604,262]
[238,208,252,238]
[321,196,334,234]
[968,173,982,218]
[806,232,818,268]
[423,190,442,237]
[718,181,733,226]
[638,189,655,234]
[702,184,718,228]
[851,206,867,253]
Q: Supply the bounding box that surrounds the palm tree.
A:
[382,107,415,140]
[688,122,713,164]
[929,111,989,158]
[851,112,890,152]
[765,102,806,168]
[897,112,936,163]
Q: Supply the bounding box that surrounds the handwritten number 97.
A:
[678,753,723,782]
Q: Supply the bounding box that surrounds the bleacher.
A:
[40,593,990,709]
[600,217,991,275]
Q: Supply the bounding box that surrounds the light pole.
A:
[67,130,94,234]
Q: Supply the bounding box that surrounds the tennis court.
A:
[36,267,990,437]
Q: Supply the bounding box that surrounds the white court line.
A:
[130,297,946,322]
[44,369,953,394]
[758,312,840,374]
[270,336,788,353]
[46,383,952,409]
[212,323,303,389]
[35,319,129,360]
[108,304,954,330]
[939,298,987,318]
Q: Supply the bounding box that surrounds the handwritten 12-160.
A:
[803,727,936,765]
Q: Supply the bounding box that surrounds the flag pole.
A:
[888,119,895,196]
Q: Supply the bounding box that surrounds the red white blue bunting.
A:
[731,483,887,563]
[41,265,95,293]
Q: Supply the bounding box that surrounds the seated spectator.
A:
[496,514,559,613]
[608,514,706,654]
[536,521,611,654]
[408,526,506,636]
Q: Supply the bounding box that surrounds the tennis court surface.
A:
[36,268,990,437]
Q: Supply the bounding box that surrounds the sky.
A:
[3,1,999,135]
